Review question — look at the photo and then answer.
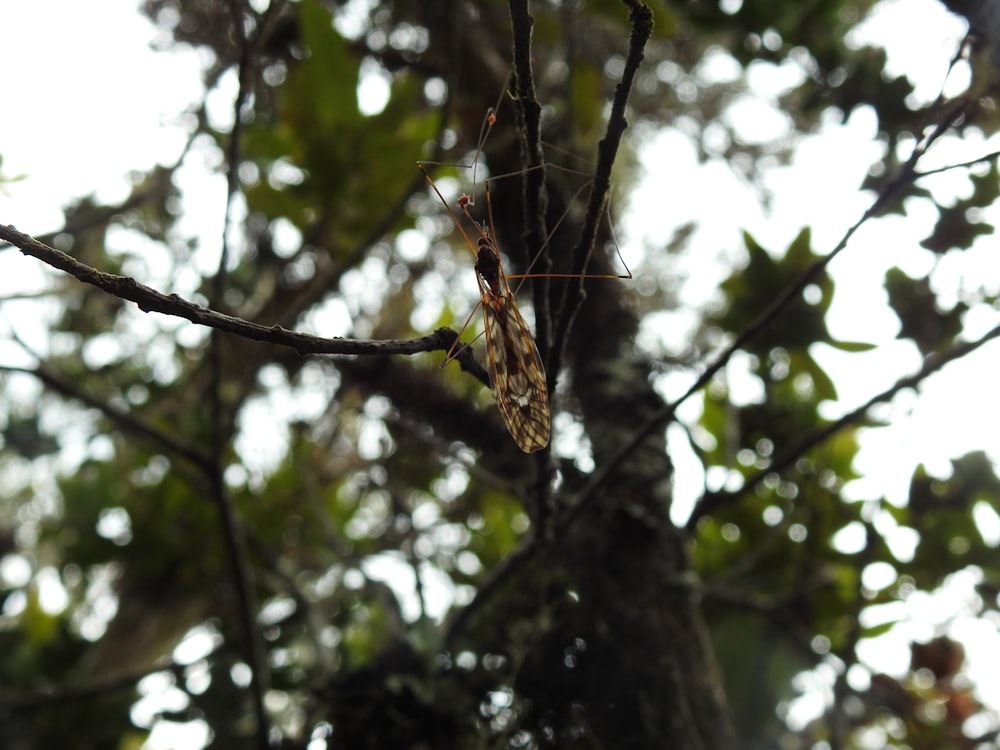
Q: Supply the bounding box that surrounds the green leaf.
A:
[2,413,60,459]
[920,161,999,254]
[884,266,966,354]
[859,620,899,639]
[715,228,835,355]
[825,339,876,353]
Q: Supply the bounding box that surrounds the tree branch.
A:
[0,224,488,382]
[208,5,275,745]
[508,0,552,366]
[552,0,653,373]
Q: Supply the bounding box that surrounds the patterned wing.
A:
[476,242,550,452]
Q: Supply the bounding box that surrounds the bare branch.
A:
[550,0,654,381]
[0,224,481,367]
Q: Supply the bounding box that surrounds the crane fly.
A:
[418,104,630,452]
[418,155,551,453]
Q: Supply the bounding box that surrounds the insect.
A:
[418,104,629,452]
[418,157,551,453]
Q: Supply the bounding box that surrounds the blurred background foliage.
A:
[1,0,1000,748]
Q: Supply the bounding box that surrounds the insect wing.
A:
[478,253,550,453]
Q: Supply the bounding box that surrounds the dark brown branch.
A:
[506,1,559,526]
[508,0,552,365]
[208,5,276,746]
[550,0,653,380]
[0,224,485,376]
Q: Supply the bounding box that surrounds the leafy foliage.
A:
[2,1,999,749]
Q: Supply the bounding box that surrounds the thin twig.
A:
[506,0,558,525]
[508,0,553,367]
[551,0,653,378]
[687,321,1000,528]
[206,5,273,745]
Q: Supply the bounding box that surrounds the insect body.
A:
[418,156,552,453]
[473,232,550,452]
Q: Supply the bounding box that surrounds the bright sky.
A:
[2,0,999,743]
